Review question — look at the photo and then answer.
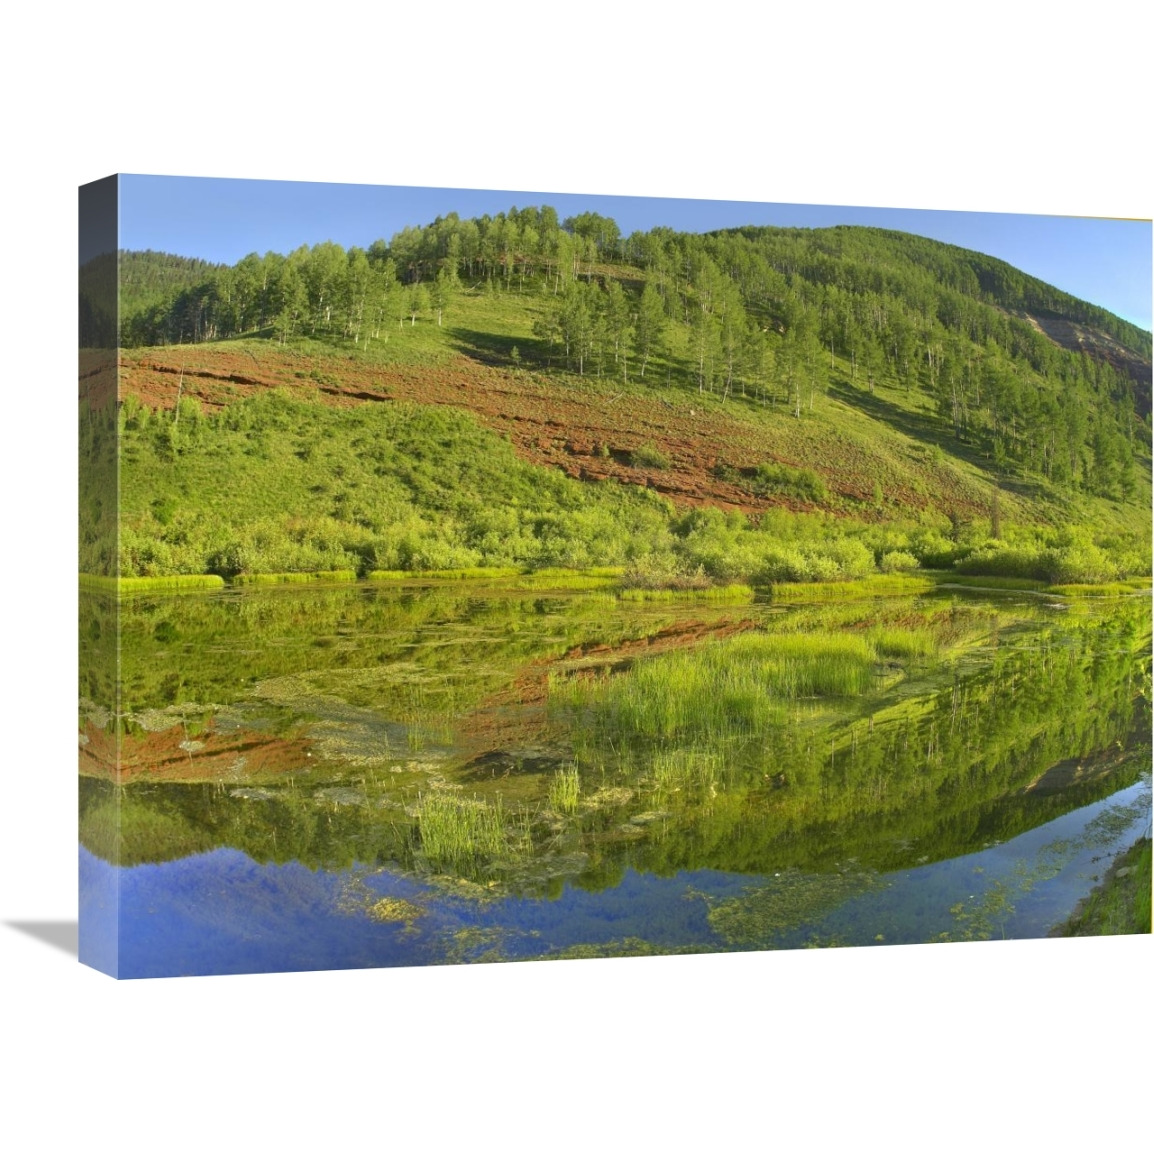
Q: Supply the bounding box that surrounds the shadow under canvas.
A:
[7,921,80,958]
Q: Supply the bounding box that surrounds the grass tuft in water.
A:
[1046,580,1153,599]
[416,791,526,873]
[651,748,721,791]
[767,575,934,601]
[618,584,754,603]
[368,566,523,582]
[80,573,226,593]
[547,765,581,814]
[232,569,357,585]
[552,631,875,741]
[866,626,938,660]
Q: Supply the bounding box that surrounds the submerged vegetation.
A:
[79,580,1152,970]
[1053,837,1151,937]
[554,630,894,742]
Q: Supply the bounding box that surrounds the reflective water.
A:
[79,583,1152,977]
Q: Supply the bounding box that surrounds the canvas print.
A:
[79,176,1152,978]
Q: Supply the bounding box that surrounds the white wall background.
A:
[1,5,1149,1148]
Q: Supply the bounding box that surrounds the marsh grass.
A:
[232,572,315,586]
[767,575,934,601]
[416,791,526,872]
[509,573,619,591]
[618,584,755,603]
[931,574,1047,591]
[552,631,875,741]
[651,748,721,791]
[547,765,581,814]
[366,566,622,591]
[1047,580,1152,598]
[534,566,625,579]
[368,566,524,582]
[79,573,226,593]
[866,626,938,660]
[232,569,357,586]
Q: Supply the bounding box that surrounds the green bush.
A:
[954,544,1049,581]
[621,554,711,590]
[749,462,827,503]
[1044,543,1119,585]
[879,550,919,574]
[632,442,671,470]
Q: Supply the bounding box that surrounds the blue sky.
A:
[119,175,1152,332]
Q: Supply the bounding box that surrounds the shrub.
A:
[1044,543,1119,585]
[632,442,670,470]
[879,550,919,574]
[824,538,875,578]
[621,554,711,590]
[954,544,1048,582]
[753,547,813,583]
[748,462,827,503]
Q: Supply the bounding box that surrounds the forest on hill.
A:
[80,207,1152,585]
[117,211,1150,499]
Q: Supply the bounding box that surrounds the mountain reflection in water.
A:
[78,583,1152,976]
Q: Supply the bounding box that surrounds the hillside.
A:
[85,212,1152,585]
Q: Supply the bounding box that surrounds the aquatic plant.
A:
[865,626,938,660]
[368,896,426,924]
[699,867,884,946]
[547,765,581,814]
[368,566,524,581]
[1047,580,1152,599]
[551,630,875,741]
[766,575,934,601]
[416,791,526,873]
[650,748,720,792]
[618,584,754,603]
[79,573,226,593]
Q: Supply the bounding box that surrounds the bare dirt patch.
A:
[80,721,313,785]
[120,345,985,518]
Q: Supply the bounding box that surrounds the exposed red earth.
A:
[78,350,117,410]
[80,723,313,785]
[118,346,989,519]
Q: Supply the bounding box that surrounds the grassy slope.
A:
[110,277,1152,580]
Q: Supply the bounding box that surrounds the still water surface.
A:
[79,583,1151,977]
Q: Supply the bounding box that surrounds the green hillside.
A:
[89,210,1152,586]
